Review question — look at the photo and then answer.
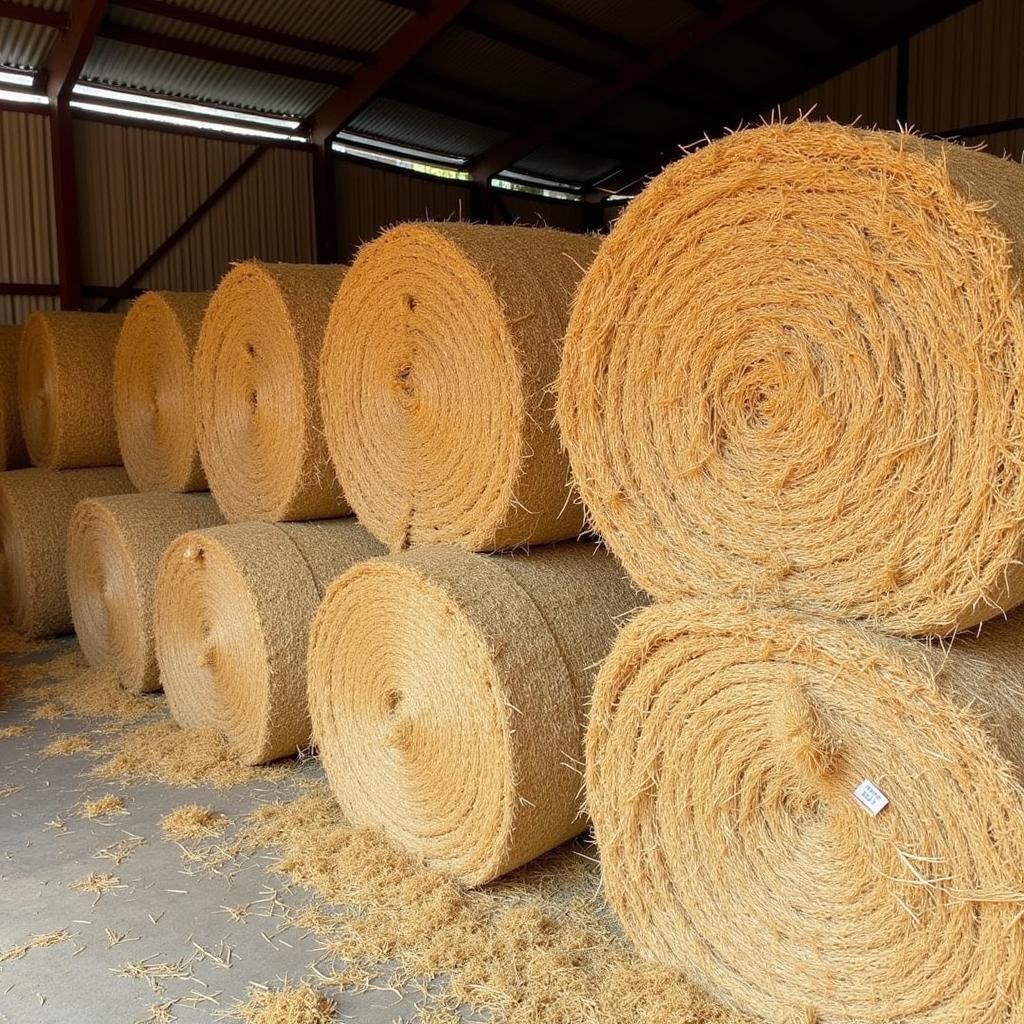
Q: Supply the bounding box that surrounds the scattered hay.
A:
[132,1001,178,1024]
[0,783,23,799]
[79,793,126,818]
[113,953,195,993]
[32,663,156,723]
[71,872,123,900]
[95,721,290,788]
[0,929,68,963]
[216,981,336,1024]
[95,835,146,865]
[31,701,66,720]
[15,648,88,687]
[233,787,745,1024]
[0,621,45,654]
[161,805,230,841]
[0,724,29,739]
[42,733,91,757]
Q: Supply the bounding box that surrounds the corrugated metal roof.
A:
[0,17,59,70]
[510,141,619,185]
[532,0,709,50]
[83,36,336,116]
[350,96,506,160]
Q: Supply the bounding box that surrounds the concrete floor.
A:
[0,639,478,1024]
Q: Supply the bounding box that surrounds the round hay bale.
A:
[18,311,125,469]
[558,122,1024,636]
[320,222,598,552]
[0,325,28,471]
[67,492,223,693]
[195,262,348,522]
[0,467,132,637]
[155,518,382,763]
[587,597,1024,1024]
[114,291,211,492]
[308,542,641,885]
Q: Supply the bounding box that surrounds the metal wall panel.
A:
[74,118,313,296]
[0,109,57,325]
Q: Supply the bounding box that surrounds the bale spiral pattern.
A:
[0,467,132,637]
[18,311,125,468]
[320,222,598,552]
[308,543,641,885]
[587,598,1024,1024]
[0,326,28,471]
[195,262,348,522]
[67,492,223,693]
[156,519,382,764]
[559,122,1024,636]
[114,291,211,492]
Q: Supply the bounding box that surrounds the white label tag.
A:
[854,779,889,816]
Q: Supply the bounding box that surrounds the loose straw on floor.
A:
[18,311,124,469]
[0,467,132,637]
[308,542,642,885]
[195,262,348,522]
[558,122,1024,636]
[114,291,211,492]
[155,518,382,763]
[587,598,1024,1024]
[0,326,28,471]
[320,223,598,552]
[67,492,223,692]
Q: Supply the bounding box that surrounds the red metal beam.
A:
[0,2,67,29]
[468,0,770,182]
[111,0,376,65]
[306,0,474,146]
[97,24,352,87]
[100,145,270,311]
[44,0,108,311]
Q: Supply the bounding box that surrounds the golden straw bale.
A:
[195,262,348,522]
[0,326,28,471]
[559,121,1024,636]
[0,467,132,637]
[155,518,382,764]
[114,291,211,492]
[320,222,598,552]
[308,542,642,885]
[18,311,124,468]
[587,597,1024,1024]
[67,492,224,693]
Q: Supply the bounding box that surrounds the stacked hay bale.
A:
[0,325,28,471]
[194,262,347,522]
[67,492,223,693]
[2,312,134,639]
[307,222,643,884]
[561,121,1024,1023]
[114,291,210,492]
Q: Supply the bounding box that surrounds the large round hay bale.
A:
[0,467,132,637]
[155,518,382,763]
[587,597,1024,1024]
[0,325,28,471]
[114,291,210,492]
[559,122,1024,636]
[308,542,641,885]
[195,262,348,522]
[67,492,223,693]
[18,311,125,468]
[320,222,598,552]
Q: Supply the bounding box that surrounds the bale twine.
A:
[307,542,641,885]
[114,291,211,492]
[66,492,223,693]
[18,311,125,469]
[0,325,28,471]
[320,222,598,552]
[194,262,348,522]
[559,121,1024,636]
[155,518,382,763]
[0,467,132,637]
[587,597,1024,1024]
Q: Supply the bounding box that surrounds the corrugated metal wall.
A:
[0,109,58,325]
[75,119,314,304]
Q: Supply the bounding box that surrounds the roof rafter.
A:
[0,2,67,30]
[111,0,376,65]
[467,0,770,182]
